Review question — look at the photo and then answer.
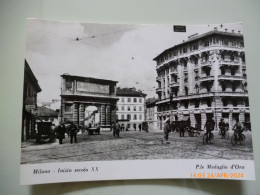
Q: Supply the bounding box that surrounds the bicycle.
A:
[231,129,245,146]
[203,131,214,144]
[218,128,229,139]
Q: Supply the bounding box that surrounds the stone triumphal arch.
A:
[60,74,118,130]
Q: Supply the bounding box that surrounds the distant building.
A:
[22,60,42,141]
[154,28,250,131]
[32,106,59,126]
[145,98,158,131]
[116,87,146,130]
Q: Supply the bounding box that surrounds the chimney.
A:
[232,30,234,33]
[214,27,218,30]
[238,30,241,34]
[225,28,228,32]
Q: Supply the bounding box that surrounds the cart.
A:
[36,122,56,143]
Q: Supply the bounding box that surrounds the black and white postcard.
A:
[21,19,255,184]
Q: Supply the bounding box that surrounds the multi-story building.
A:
[154,28,249,131]
[22,60,42,141]
[116,87,146,130]
[145,98,158,131]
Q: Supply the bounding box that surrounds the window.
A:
[133,98,137,103]
[204,41,209,47]
[116,114,118,120]
[223,40,229,46]
[195,100,200,108]
[183,48,187,53]
[121,98,125,102]
[121,114,124,119]
[133,106,136,111]
[233,100,238,107]
[139,106,142,111]
[127,106,130,111]
[65,104,72,112]
[206,99,211,107]
[116,106,119,111]
[139,115,142,120]
[128,98,131,102]
[222,99,228,107]
[127,114,131,120]
[139,98,142,103]
[65,80,73,91]
[121,106,124,111]
[134,114,137,120]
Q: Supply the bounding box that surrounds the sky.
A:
[25,19,243,103]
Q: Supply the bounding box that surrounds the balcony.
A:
[199,75,214,82]
[219,60,240,66]
[169,82,180,88]
[156,87,163,93]
[200,61,212,67]
[170,69,178,74]
[218,75,244,81]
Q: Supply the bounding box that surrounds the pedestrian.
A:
[121,124,125,131]
[219,118,226,138]
[138,124,142,132]
[179,120,185,137]
[233,118,243,140]
[115,121,120,138]
[133,124,136,131]
[204,118,215,143]
[69,122,78,144]
[112,122,117,137]
[162,118,170,144]
[56,124,66,144]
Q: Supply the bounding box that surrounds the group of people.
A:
[162,117,244,144]
[55,122,78,144]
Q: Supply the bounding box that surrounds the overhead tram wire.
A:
[27,25,136,49]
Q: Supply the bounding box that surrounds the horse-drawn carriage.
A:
[169,117,202,137]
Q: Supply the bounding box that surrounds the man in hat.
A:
[219,118,226,138]
[162,118,171,144]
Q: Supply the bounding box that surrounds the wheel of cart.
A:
[187,127,194,137]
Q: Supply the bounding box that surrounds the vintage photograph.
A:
[21,20,253,166]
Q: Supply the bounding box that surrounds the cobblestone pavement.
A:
[21,130,254,164]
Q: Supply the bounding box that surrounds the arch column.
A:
[72,103,79,125]
[100,105,106,127]
[79,104,85,127]
[106,105,111,126]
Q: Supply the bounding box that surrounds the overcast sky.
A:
[26,19,243,103]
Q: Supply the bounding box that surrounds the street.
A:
[21,130,254,164]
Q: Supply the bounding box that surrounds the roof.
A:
[24,59,42,92]
[32,106,59,117]
[61,74,118,84]
[153,30,244,61]
[116,87,147,97]
[146,98,157,107]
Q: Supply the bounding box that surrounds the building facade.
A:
[116,88,146,130]
[154,28,249,131]
[22,60,42,141]
[145,98,158,131]
[60,74,118,130]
